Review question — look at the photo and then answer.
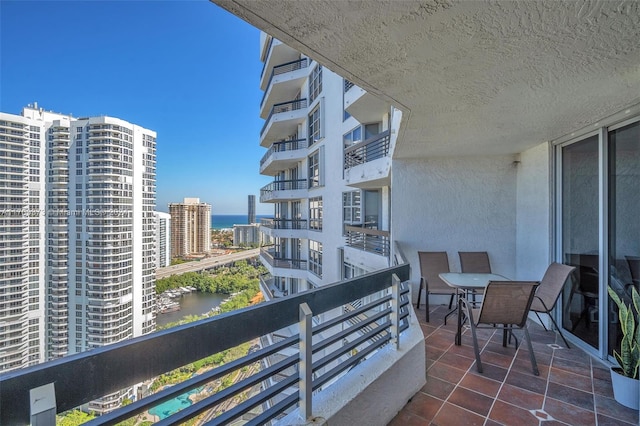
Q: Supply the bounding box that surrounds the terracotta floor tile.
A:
[549,366,593,392]
[546,381,594,411]
[437,351,475,371]
[447,386,493,416]
[496,383,544,410]
[478,349,516,369]
[392,305,618,426]
[487,400,540,426]
[594,394,639,424]
[401,391,443,422]
[469,361,508,383]
[388,410,430,426]
[592,377,614,398]
[543,397,596,425]
[552,354,592,377]
[421,376,455,400]
[596,413,638,425]
[458,373,501,398]
[431,402,485,426]
[427,361,465,384]
[505,369,547,394]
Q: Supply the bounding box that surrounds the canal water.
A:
[155,292,227,327]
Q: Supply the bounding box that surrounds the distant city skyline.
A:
[0,0,272,215]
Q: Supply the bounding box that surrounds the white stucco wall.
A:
[515,142,552,280]
[391,155,519,303]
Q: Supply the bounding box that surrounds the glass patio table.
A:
[439,272,509,345]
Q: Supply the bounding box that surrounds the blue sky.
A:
[1,0,272,215]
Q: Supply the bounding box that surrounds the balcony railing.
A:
[260,247,307,270]
[260,99,308,137]
[260,179,308,202]
[260,58,310,108]
[260,138,308,167]
[344,79,355,93]
[345,225,391,257]
[260,218,308,230]
[1,263,410,425]
[344,130,391,170]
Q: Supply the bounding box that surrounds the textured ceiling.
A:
[213,0,640,158]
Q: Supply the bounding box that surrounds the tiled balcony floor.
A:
[390,304,639,425]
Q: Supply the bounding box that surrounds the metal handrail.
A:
[345,225,391,257]
[344,130,391,170]
[260,138,308,166]
[260,58,310,108]
[1,263,410,425]
[260,178,308,194]
[260,99,308,137]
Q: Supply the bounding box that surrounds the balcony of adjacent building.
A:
[259,246,309,280]
[260,138,308,176]
[260,37,302,90]
[260,217,308,240]
[260,178,308,203]
[260,99,308,147]
[260,58,310,118]
[344,81,391,124]
[343,129,392,188]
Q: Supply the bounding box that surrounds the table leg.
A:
[455,293,462,346]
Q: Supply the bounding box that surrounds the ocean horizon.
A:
[211,214,271,230]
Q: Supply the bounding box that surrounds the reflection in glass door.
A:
[561,135,600,349]
[608,121,640,358]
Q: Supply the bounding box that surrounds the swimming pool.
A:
[148,387,202,420]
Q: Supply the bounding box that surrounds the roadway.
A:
[156,248,260,279]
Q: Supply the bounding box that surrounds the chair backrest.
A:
[478,281,539,327]
[459,251,491,273]
[418,251,451,292]
[535,262,576,309]
[627,256,640,283]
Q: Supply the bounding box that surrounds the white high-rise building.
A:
[155,211,171,268]
[256,35,399,408]
[0,113,46,371]
[258,34,397,296]
[0,105,157,392]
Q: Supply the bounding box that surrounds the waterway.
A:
[155,292,227,327]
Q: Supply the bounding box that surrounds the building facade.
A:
[232,223,260,246]
[155,211,171,268]
[0,105,157,409]
[169,197,211,257]
[247,194,256,224]
[258,33,396,298]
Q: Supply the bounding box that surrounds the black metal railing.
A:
[344,130,391,170]
[260,58,310,108]
[261,218,308,230]
[345,226,391,257]
[260,138,308,167]
[344,79,355,93]
[260,247,308,270]
[260,99,308,137]
[260,179,308,202]
[1,262,410,425]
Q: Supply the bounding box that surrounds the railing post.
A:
[391,274,401,350]
[299,302,313,421]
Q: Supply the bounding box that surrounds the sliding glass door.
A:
[558,118,639,357]
[561,135,600,349]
